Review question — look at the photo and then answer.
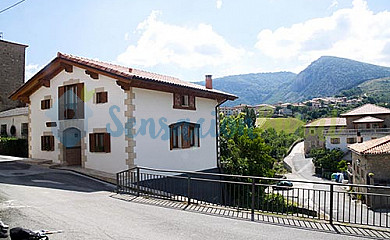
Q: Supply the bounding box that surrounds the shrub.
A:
[0,138,28,157]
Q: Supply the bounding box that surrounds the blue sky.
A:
[1,0,390,81]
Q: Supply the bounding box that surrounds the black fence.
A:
[117,167,390,229]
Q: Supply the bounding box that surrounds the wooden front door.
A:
[63,128,82,166]
[65,147,81,166]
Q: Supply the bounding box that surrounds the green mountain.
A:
[289,56,390,102]
[195,72,297,106]
[198,56,390,105]
[340,77,390,103]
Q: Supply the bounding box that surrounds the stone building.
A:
[0,39,27,111]
[348,136,390,209]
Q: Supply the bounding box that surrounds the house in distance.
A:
[304,104,390,155]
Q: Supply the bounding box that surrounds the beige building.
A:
[304,104,390,155]
[304,117,346,155]
[349,136,390,209]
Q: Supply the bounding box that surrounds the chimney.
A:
[205,75,213,89]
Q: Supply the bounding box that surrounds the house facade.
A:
[304,104,390,154]
[348,136,390,209]
[304,117,347,154]
[10,53,237,174]
[0,107,28,138]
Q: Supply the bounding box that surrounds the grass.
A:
[256,117,305,134]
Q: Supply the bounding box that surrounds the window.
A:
[310,129,315,134]
[96,91,108,104]
[58,83,84,120]
[41,99,51,110]
[46,122,57,127]
[181,95,189,107]
[173,93,195,110]
[1,124,6,137]
[89,132,111,153]
[347,137,357,144]
[169,122,200,150]
[10,125,16,137]
[41,135,54,151]
[330,138,340,144]
[21,123,28,138]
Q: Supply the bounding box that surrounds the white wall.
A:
[30,66,128,173]
[326,136,348,152]
[133,88,218,172]
[29,65,220,174]
[0,115,28,138]
[326,133,389,152]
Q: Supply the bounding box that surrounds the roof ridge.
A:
[342,104,369,115]
[58,52,129,69]
[362,136,390,154]
[342,103,390,116]
[57,52,182,82]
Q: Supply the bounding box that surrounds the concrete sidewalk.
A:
[0,155,116,185]
[54,165,116,184]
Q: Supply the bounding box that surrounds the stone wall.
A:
[0,40,27,111]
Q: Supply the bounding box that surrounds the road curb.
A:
[51,166,116,186]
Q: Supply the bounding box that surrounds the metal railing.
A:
[116,166,390,228]
[323,128,390,135]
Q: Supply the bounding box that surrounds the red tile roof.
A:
[57,53,236,98]
[349,135,390,155]
[304,118,346,127]
[341,104,390,116]
[353,116,384,123]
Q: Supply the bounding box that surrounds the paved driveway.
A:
[0,160,363,240]
[283,142,390,229]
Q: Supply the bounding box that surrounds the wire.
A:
[0,0,27,14]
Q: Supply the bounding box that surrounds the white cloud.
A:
[328,0,338,9]
[255,0,390,69]
[216,0,222,9]
[117,11,247,75]
[124,32,130,41]
[25,64,41,81]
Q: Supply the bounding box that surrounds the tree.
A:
[220,114,275,178]
[243,107,256,128]
[310,148,344,172]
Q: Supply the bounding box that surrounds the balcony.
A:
[323,128,390,136]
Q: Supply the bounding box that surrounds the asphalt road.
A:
[0,158,365,239]
[284,142,390,227]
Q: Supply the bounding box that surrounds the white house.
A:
[0,107,28,138]
[10,53,237,174]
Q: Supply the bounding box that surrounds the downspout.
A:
[215,99,227,172]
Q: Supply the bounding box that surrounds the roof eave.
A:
[10,54,238,103]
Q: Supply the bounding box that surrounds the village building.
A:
[10,53,237,174]
[304,104,390,154]
[0,107,28,138]
[255,104,275,117]
[219,106,234,116]
[348,136,390,209]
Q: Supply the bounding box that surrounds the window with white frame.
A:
[169,122,200,150]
